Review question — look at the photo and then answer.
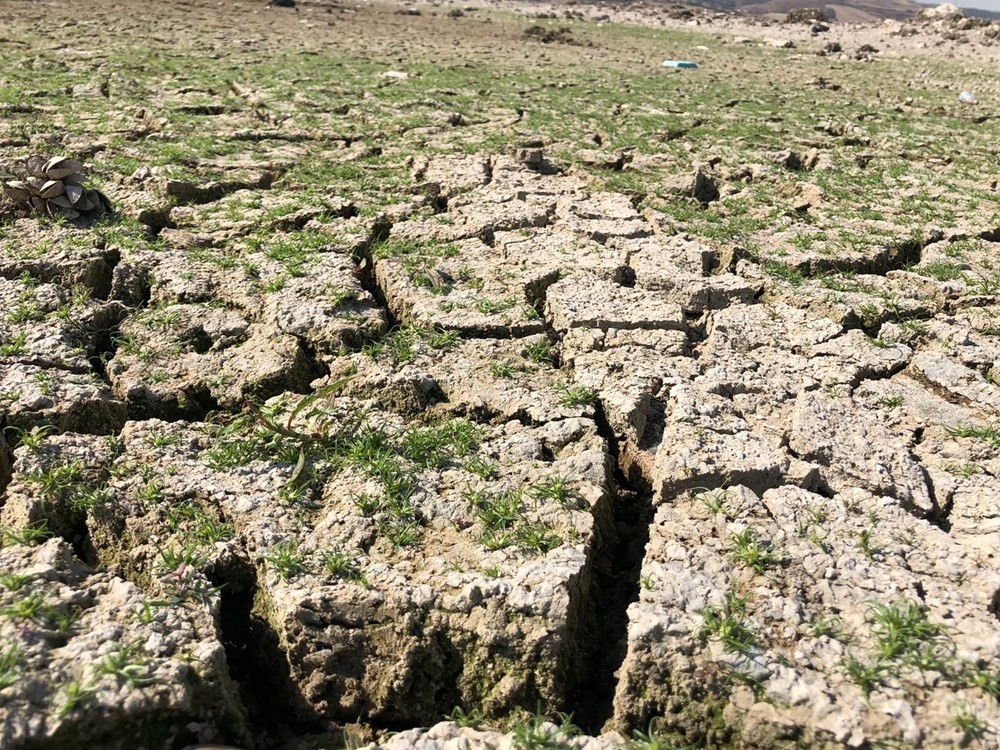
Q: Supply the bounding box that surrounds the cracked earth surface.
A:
[1,0,999,748]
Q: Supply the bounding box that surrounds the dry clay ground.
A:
[1,0,1000,748]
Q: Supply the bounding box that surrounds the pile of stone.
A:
[1,155,112,221]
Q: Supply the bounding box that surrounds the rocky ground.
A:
[1,0,999,748]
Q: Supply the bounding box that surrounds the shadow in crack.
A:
[569,401,655,734]
[209,554,326,748]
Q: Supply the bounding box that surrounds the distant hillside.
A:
[681,0,937,20]
[754,0,923,20]
[945,4,1000,18]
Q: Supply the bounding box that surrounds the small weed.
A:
[0,573,30,592]
[763,261,804,286]
[844,656,887,699]
[859,529,879,560]
[468,488,523,533]
[701,591,756,656]
[135,599,171,625]
[321,546,366,584]
[943,463,980,478]
[1,590,47,621]
[962,665,1000,700]
[379,518,422,548]
[265,541,308,581]
[557,382,596,408]
[877,396,904,409]
[511,707,578,750]
[952,706,988,742]
[401,419,478,469]
[515,522,562,554]
[628,720,675,750]
[699,488,730,518]
[24,460,86,507]
[528,476,580,508]
[0,333,27,357]
[489,361,517,379]
[99,643,154,687]
[193,513,234,544]
[945,423,1000,448]
[71,487,113,512]
[448,705,487,729]
[473,296,519,314]
[808,531,831,554]
[464,455,499,480]
[729,527,778,574]
[157,544,207,573]
[524,339,552,364]
[59,677,98,717]
[0,643,20,691]
[4,424,56,451]
[868,600,952,671]
[146,429,179,449]
[427,329,461,349]
[811,616,849,642]
[915,261,965,282]
[0,522,51,547]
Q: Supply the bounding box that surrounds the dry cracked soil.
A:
[1,0,1000,748]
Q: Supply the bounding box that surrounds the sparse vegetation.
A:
[265,541,308,581]
[701,591,756,656]
[729,527,779,574]
[2,1,1000,746]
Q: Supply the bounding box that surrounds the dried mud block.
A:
[130,241,385,356]
[360,720,623,750]
[789,389,935,516]
[0,219,120,296]
[652,398,791,500]
[544,275,685,334]
[553,193,650,243]
[166,191,355,240]
[373,238,551,337]
[0,539,248,750]
[621,237,761,312]
[614,233,720,277]
[613,484,1000,748]
[489,156,590,196]
[262,255,388,354]
[638,269,758,314]
[410,153,492,198]
[925,305,1000,369]
[854,373,992,432]
[751,219,919,276]
[912,238,1000,300]
[107,304,317,419]
[392,191,551,246]
[561,328,689,361]
[909,350,1000,412]
[0,278,125,372]
[915,430,1000,544]
[495,228,621,282]
[698,329,911,440]
[705,302,842,352]
[771,272,935,330]
[0,363,126,435]
[158,168,276,206]
[0,432,116,540]
[346,338,596,425]
[86,407,614,725]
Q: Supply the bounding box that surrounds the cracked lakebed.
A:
[1,0,1000,748]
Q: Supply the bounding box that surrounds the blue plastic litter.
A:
[662,60,699,69]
